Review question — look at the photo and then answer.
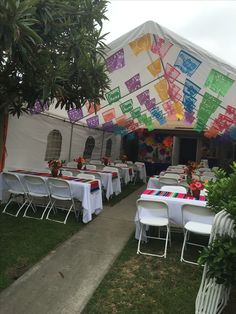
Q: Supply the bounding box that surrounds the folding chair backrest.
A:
[24,175,49,195]
[201,175,216,182]
[86,164,96,170]
[76,173,95,180]
[66,161,77,168]
[127,161,133,165]
[159,177,179,185]
[160,185,187,193]
[166,168,185,174]
[90,160,102,165]
[181,204,214,226]
[198,167,211,172]
[2,172,26,194]
[115,163,128,168]
[47,178,72,199]
[103,166,119,174]
[61,170,73,177]
[162,173,180,180]
[137,199,169,220]
[202,171,215,177]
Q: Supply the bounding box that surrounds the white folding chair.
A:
[198,167,211,172]
[103,166,119,173]
[114,159,122,163]
[85,164,96,170]
[162,173,180,180]
[89,160,102,165]
[2,172,28,217]
[76,173,95,180]
[159,177,179,186]
[127,161,133,165]
[136,199,171,258]
[61,170,73,177]
[201,175,216,182]
[46,178,79,224]
[180,204,215,265]
[115,163,128,168]
[66,161,77,168]
[23,175,51,220]
[160,185,187,193]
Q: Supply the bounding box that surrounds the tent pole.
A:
[68,123,74,161]
[100,130,105,159]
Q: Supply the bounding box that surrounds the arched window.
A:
[45,130,62,161]
[83,136,95,159]
[105,139,112,157]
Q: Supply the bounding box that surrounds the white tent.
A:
[3,20,236,170]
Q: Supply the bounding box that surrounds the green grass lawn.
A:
[82,232,204,314]
[0,207,83,291]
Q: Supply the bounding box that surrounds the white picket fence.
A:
[195,210,235,313]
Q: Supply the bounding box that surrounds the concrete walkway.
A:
[0,186,144,314]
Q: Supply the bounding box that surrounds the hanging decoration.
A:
[85,101,101,114]
[144,98,156,111]
[125,73,141,93]
[102,121,114,132]
[204,69,234,97]
[105,86,121,104]
[102,108,116,123]
[67,108,83,123]
[164,63,181,83]
[154,79,169,101]
[137,90,150,105]
[129,33,152,56]
[106,48,125,73]
[30,99,48,114]
[86,115,99,128]
[147,58,162,77]
[116,115,127,126]
[120,99,133,114]
[151,34,173,58]
[174,50,202,76]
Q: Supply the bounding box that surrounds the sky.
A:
[102,0,236,67]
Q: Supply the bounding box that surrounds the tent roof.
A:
[48,20,236,137]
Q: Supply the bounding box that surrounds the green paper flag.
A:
[131,107,141,119]
[105,86,121,104]
[205,69,234,96]
[120,99,133,114]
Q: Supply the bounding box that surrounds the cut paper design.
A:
[150,107,166,125]
[30,99,49,114]
[205,69,234,96]
[212,114,234,132]
[183,79,201,97]
[195,92,222,131]
[147,122,155,131]
[105,87,121,104]
[138,114,148,124]
[131,107,142,119]
[67,108,83,123]
[145,98,156,111]
[204,127,219,138]
[106,48,125,73]
[137,90,150,105]
[85,101,101,114]
[116,115,127,126]
[173,101,184,120]
[120,99,133,114]
[147,58,162,77]
[168,82,181,101]
[174,50,201,77]
[154,79,169,101]
[151,35,173,59]
[86,115,99,128]
[113,125,127,135]
[102,108,116,123]
[184,111,195,125]
[183,94,197,112]
[164,63,181,83]
[102,121,114,132]
[125,74,141,93]
[225,105,236,123]
[129,34,152,56]
[163,100,176,117]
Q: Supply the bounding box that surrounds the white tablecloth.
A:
[116,166,134,184]
[134,188,214,240]
[134,163,147,183]
[64,167,121,200]
[0,171,103,224]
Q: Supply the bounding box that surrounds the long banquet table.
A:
[134,188,214,240]
[0,170,103,223]
[63,167,121,199]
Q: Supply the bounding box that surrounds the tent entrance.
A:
[179,138,197,164]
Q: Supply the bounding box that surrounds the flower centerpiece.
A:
[189,179,205,199]
[184,161,198,184]
[74,157,85,170]
[121,154,128,163]
[48,160,63,177]
[102,156,110,166]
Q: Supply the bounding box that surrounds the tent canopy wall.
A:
[4,114,121,170]
[46,20,236,138]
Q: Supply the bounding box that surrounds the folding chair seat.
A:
[159,177,179,187]
[180,204,215,265]
[136,199,171,258]
[162,173,180,180]
[46,178,79,224]
[61,170,73,177]
[2,172,28,217]
[23,175,51,220]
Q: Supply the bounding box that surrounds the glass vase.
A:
[51,168,58,177]
[192,189,200,200]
